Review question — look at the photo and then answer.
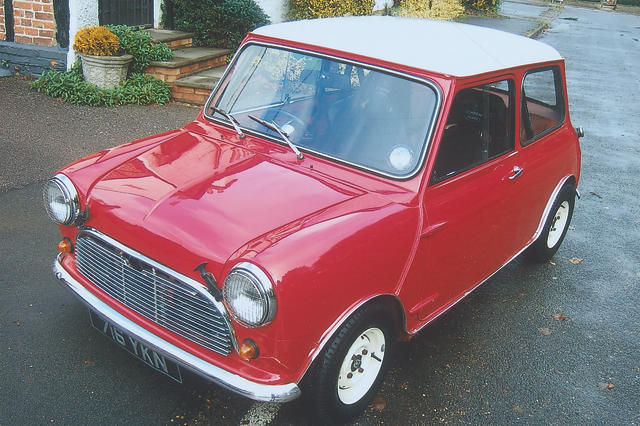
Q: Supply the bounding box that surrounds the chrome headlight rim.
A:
[43,174,80,225]
[223,262,276,328]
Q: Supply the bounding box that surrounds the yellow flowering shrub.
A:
[461,0,500,14]
[73,26,120,56]
[398,0,465,20]
[288,0,374,19]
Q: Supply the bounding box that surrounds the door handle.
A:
[508,166,524,180]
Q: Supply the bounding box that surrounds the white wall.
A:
[256,0,287,23]
[155,0,163,28]
[374,0,394,10]
[67,0,99,69]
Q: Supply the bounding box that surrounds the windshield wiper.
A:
[212,107,245,139]
[248,114,304,160]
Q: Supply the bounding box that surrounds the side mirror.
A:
[575,126,585,138]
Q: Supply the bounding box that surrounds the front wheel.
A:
[527,184,576,262]
[306,304,396,424]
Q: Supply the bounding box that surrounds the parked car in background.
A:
[44,17,582,423]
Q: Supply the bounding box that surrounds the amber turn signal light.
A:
[238,339,259,361]
[57,238,73,254]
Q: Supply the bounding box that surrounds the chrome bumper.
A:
[53,256,301,402]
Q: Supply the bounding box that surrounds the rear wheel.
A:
[306,304,396,424]
[528,184,575,262]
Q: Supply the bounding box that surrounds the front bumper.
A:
[53,256,301,402]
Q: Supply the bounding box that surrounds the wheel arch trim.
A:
[300,294,405,381]
[531,174,576,243]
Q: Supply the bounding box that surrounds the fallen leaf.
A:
[568,257,583,265]
[539,327,552,336]
[401,383,409,390]
[607,383,615,389]
[371,396,387,412]
[84,360,95,366]
[552,314,567,321]
[14,321,20,326]
[549,261,556,266]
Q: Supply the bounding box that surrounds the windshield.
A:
[206,44,439,178]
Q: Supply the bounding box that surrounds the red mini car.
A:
[45,17,582,422]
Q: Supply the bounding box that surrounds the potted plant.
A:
[73,26,133,89]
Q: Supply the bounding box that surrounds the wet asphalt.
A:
[1,2,639,425]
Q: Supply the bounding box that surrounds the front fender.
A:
[227,194,419,383]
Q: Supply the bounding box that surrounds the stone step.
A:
[147,29,194,50]
[171,66,227,106]
[144,47,230,83]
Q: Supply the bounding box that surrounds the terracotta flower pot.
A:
[79,53,134,89]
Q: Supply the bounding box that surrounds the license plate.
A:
[89,310,182,383]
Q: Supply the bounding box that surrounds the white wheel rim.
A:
[337,327,386,404]
[547,201,570,248]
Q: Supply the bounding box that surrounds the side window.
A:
[431,79,515,184]
[521,67,564,145]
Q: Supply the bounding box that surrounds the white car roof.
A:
[251,16,563,77]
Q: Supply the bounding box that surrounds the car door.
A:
[416,77,527,319]
[511,65,575,249]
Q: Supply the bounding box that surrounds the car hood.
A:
[84,131,363,277]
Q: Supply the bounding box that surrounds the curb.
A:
[526,21,550,38]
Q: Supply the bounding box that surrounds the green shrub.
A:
[288,0,374,19]
[460,0,500,14]
[168,0,270,50]
[107,25,173,73]
[30,63,172,106]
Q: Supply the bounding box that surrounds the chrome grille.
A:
[75,232,233,356]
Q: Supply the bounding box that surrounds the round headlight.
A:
[223,262,276,328]
[43,174,79,225]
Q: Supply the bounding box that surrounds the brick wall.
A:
[1,4,5,41]
[13,0,56,46]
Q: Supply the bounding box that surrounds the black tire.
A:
[527,184,576,262]
[305,303,396,424]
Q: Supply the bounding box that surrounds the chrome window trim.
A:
[53,255,300,402]
[77,227,239,352]
[203,41,443,181]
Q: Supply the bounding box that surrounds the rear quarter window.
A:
[520,67,565,146]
